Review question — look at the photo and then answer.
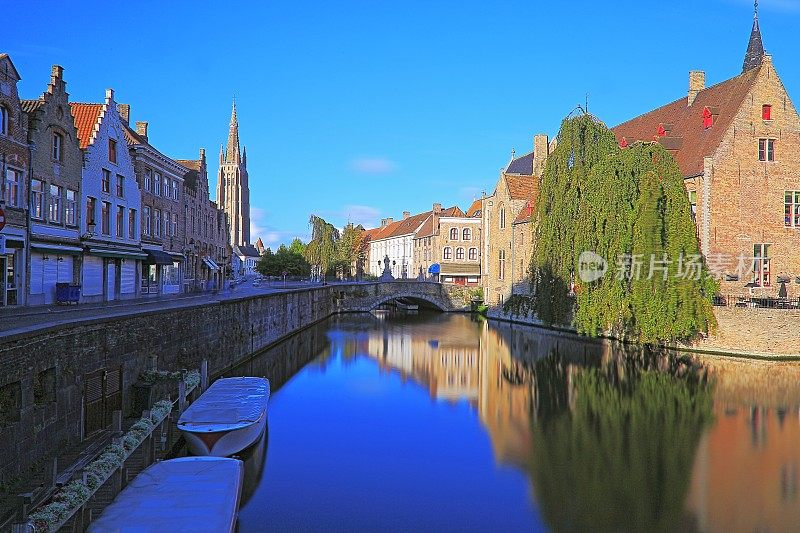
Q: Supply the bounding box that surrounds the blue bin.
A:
[56,283,81,304]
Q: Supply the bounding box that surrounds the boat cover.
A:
[88,457,243,533]
[178,377,270,433]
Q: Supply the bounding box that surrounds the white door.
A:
[82,256,103,297]
[106,261,116,301]
[121,261,136,295]
[30,253,44,298]
[57,256,73,283]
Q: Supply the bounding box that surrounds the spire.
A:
[242,145,247,167]
[742,0,765,72]
[225,98,240,163]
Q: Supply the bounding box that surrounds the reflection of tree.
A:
[530,352,714,532]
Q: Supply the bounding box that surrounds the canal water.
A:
[227,311,800,532]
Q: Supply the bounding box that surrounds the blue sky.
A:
[8,0,800,246]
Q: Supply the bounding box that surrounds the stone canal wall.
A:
[0,281,472,484]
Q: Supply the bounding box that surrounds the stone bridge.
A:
[330,281,476,312]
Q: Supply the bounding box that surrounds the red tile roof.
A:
[415,216,436,239]
[505,174,537,200]
[366,206,461,241]
[465,199,481,217]
[176,159,202,171]
[69,103,103,149]
[612,66,761,177]
[513,201,535,224]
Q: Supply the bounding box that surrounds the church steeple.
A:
[742,0,765,72]
[225,98,240,163]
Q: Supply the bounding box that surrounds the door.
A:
[43,257,57,304]
[114,259,122,300]
[83,365,123,437]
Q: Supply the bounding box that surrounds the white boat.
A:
[395,298,419,311]
[88,457,243,533]
[178,377,270,457]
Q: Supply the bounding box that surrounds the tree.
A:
[289,238,305,256]
[531,113,716,343]
[337,223,367,279]
[304,215,340,281]
[256,243,310,277]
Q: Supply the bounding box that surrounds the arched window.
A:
[468,248,477,261]
[0,106,8,135]
[456,247,464,260]
[499,206,506,229]
[450,228,458,240]
[462,228,471,241]
[443,247,452,260]
[762,104,772,120]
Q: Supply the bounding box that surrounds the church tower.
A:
[217,100,251,246]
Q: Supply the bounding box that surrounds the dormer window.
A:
[762,104,772,121]
[108,138,117,163]
[657,124,667,137]
[702,107,714,129]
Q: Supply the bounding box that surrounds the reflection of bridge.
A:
[331,281,473,312]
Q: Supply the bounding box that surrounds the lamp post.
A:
[220,252,227,293]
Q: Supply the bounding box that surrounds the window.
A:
[759,139,775,162]
[499,207,506,229]
[762,104,772,121]
[108,138,117,163]
[456,247,464,260]
[154,173,162,196]
[689,190,698,223]
[101,202,110,235]
[65,189,77,226]
[785,192,800,227]
[154,209,161,237]
[102,169,111,193]
[499,249,506,280]
[172,180,178,201]
[86,197,96,226]
[52,132,63,161]
[33,368,56,406]
[128,209,136,239]
[115,206,124,237]
[172,213,178,237]
[48,184,62,223]
[450,228,458,240]
[5,168,20,207]
[753,244,771,287]
[443,247,452,260]
[468,248,477,261]
[144,168,152,192]
[30,179,44,219]
[0,106,8,135]
[462,228,471,241]
[143,206,151,236]
[116,175,124,197]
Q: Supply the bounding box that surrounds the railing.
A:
[713,293,800,309]
[14,363,208,532]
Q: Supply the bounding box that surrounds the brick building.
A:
[613,11,800,296]
[124,113,187,295]
[0,54,29,306]
[22,65,83,305]
[481,134,550,306]
[177,150,229,291]
[71,90,144,302]
[413,202,481,285]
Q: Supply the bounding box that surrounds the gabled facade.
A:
[232,243,260,277]
[71,89,143,302]
[413,203,481,285]
[177,150,229,291]
[124,113,186,295]
[481,134,549,306]
[0,54,29,306]
[613,12,800,296]
[23,65,83,305]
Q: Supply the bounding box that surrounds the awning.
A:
[145,249,176,265]
[31,243,83,255]
[203,257,220,271]
[168,252,185,261]
[440,263,481,276]
[428,263,440,274]
[88,247,148,260]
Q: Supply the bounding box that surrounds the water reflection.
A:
[229,312,800,532]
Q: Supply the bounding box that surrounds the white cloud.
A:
[340,204,381,228]
[250,206,267,242]
[350,157,398,175]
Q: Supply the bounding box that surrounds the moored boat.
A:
[88,457,243,533]
[395,298,419,311]
[178,376,270,457]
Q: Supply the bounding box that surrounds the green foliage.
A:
[257,243,311,277]
[531,114,716,342]
[338,222,367,278]
[529,352,714,532]
[502,294,535,317]
[304,215,341,279]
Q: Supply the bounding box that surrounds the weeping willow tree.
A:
[304,215,340,280]
[531,113,717,343]
[529,352,715,532]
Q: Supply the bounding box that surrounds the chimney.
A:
[105,88,114,102]
[135,121,148,142]
[117,104,130,124]
[433,203,442,213]
[532,133,549,177]
[688,70,705,106]
[48,65,65,94]
[403,211,410,219]
[199,148,206,161]
[381,217,394,228]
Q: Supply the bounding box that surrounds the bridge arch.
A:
[368,293,448,312]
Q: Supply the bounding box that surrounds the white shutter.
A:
[121,261,136,295]
[82,256,103,296]
[57,256,73,283]
[106,262,115,298]
[30,253,44,295]
[43,257,58,304]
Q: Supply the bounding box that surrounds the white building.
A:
[232,243,260,277]
[71,89,143,302]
